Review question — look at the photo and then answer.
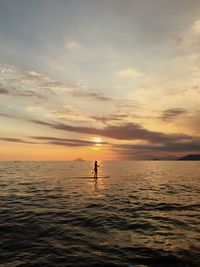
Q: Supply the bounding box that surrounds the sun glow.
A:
[91,137,103,150]
[93,137,102,143]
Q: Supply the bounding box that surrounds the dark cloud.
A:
[113,140,200,153]
[112,138,200,159]
[0,137,34,144]
[92,114,127,124]
[71,90,112,102]
[32,120,200,159]
[49,122,194,144]
[159,86,200,96]
[0,85,46,99]
[17,90,46,99]
[1,112,196,144]
[0,88,9,95]
[1,113,200,158]
[0,135,108,148]
[46,141,85,147]
[31,136,108,147]
[29,119,54,127]
[160,108,188,121]
[0,113,22,119]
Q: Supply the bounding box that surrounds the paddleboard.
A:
[73,176,110,179]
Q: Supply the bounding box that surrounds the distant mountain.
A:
[152,158,175,161]
[178,154,200,160]
[74,158,85,162]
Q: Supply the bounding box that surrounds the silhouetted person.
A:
[93,161,100,179]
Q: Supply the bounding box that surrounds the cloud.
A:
[0,87,9,95]
[71,89,112,101]
[0,135,108,148]
[41,81,71,92]
[92,114,127,125]
[1,112,197,145]
[41,80,112,102]
[66,40,80,50]
[114,140,200,153]
[0,63,111,103]
[160,108,188,122]
[1,112,200,158]
[192,20,200,34]
[0,113,18,119]
[117,68,143,79]
[0,85,46,99]
[50,105,94,123]
[17,90,46,98]
[25,106,43,112]
[0,64,16,74]
[172,19,200,49]
[27,118,197,145]
[21,70,51,83]
[172,33,194,49]
[111,138,200,160]
[0,137,34,144]
[0,64,52,99]
[31,136,108,147]
[116,100,140,109]
[180,109,200,134]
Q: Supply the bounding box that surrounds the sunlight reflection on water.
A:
[0,161,199,266]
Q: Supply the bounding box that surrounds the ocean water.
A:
[0,161,199,267]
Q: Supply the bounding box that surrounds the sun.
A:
[93,137,102,143]
[91,137,103,149]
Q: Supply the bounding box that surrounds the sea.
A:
[0,161,199,267]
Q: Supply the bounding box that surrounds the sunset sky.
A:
[0,0,200,160]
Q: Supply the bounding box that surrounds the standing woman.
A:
[94,161,100,179]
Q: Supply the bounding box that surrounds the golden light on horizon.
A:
[90,137,103,151]
[93,137,102,143]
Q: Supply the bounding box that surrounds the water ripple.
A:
[0,161,199,266]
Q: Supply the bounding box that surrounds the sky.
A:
[0,0,200,160]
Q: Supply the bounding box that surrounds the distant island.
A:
[178,154,200,161]
[74,158,85,162]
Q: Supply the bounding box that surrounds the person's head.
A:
[95,161,97,164]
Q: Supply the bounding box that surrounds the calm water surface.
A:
[0,161,200,267]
